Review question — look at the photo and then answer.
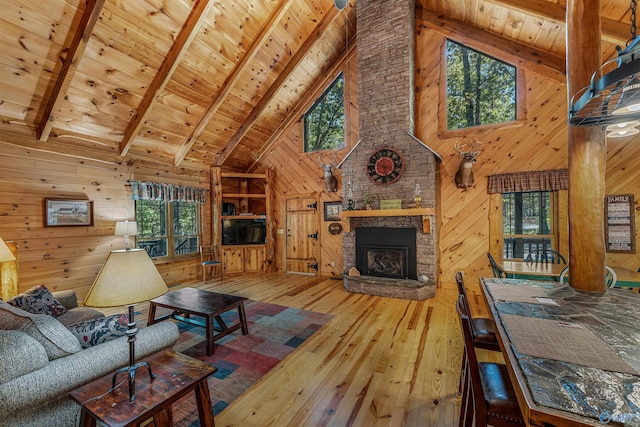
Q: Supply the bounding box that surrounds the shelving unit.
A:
[212,167,274,275]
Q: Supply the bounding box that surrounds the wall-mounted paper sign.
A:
[605,194,635,253]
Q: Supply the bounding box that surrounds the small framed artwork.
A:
[44,198,94,227]
[324,201,342,221]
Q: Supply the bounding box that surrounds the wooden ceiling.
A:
[0,0,634,172]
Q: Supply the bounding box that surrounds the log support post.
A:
[566,0,606,292]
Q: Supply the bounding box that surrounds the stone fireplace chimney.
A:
[340,0,440,299]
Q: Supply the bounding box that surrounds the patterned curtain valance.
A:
[487,169,568,194]
[130,181,207,204]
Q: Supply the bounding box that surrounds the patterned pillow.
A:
[7,285,67,317]
[67,314,129,348]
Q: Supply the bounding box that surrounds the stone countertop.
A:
[483,278,640,426]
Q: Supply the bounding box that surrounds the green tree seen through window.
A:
[446,40,516,130]
[304,73,345,152]
[136,200,199,258]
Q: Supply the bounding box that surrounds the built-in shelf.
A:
[341,207,435,233]
[223,193,267,199]
[222,215,266,220]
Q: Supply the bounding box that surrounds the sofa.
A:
[0,288,180,427]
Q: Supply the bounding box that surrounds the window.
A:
[502,191,556,260]
[136,200,199,259]
[303,73,345,152]
[445,39,516,130]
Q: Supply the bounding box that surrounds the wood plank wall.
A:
[1,26,638,299]
[254,55,359,277]
[0,138,209,300]
[416,29,640,288]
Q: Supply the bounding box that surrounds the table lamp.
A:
[84,249,168,401]
[114,221,138,250]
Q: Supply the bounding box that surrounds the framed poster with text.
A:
[605,194,635,253]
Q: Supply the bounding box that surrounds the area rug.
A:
[161,300,333,426]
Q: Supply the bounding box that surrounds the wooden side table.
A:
[70,350,217,427]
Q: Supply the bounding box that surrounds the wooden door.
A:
[286,198,319,274]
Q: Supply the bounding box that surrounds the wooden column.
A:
[567,0,606,292]
[211,167,222,259]
[0,242,19,300]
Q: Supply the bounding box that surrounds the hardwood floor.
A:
[110,272,501,426]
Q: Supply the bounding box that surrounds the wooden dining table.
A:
[480,277,640,427]
[499,260,640,287]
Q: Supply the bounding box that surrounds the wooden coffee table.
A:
[147,287,249,356]
[70,350,216,427]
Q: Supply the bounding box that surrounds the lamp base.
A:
[110,305,156,402]
[112,361,156,402]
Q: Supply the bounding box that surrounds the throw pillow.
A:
[7,284,67,317]
[67,314,129,349]
[0,301,81,360]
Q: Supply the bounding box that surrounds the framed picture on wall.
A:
[605,194,635,253]
[44,199,94,227]
[324,201,342,221]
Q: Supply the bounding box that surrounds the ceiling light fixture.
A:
[334,0,348,10]
[569,1,640,130]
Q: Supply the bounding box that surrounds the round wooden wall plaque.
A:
[328,222,343,235]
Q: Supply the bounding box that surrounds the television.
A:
[222,218,266,245]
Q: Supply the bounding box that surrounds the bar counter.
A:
[480,277,640,426]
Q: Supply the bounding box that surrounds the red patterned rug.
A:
[162,300,333,426]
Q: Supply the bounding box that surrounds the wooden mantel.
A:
[341,207,435,233]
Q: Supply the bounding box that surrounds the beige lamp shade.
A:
[115,221,138,236]
[84,249,167,307]
[0,238,16,263]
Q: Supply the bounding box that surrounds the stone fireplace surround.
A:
[339,0,439,300]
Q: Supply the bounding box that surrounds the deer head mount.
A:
[318,154,338,192]
[454,139,481,189]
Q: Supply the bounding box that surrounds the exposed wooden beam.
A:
[118,0,213,157]
[213,4,342,167]
[247,39,356,172]
[487,0,628,45]
[416,7,566,83]
[173,0,296,167]
[36,0,106,142]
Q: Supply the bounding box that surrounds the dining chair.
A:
[525,248,566,265]
[455,272,500,395]
[200,245,222,283]
[559,266,617,288]
[487,253,507,278]
[456,296,525,427]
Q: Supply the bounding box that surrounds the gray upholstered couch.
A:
[0,290,179,427]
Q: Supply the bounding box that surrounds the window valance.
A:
[129,180,207,204]
[487,169,568,194]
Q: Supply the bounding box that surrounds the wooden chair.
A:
[487,253,507,278]
[525,248,566,265]
[200,245,222,283]
[455,272,500,394]
[559,266,617,288]
[456,296,525,427]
